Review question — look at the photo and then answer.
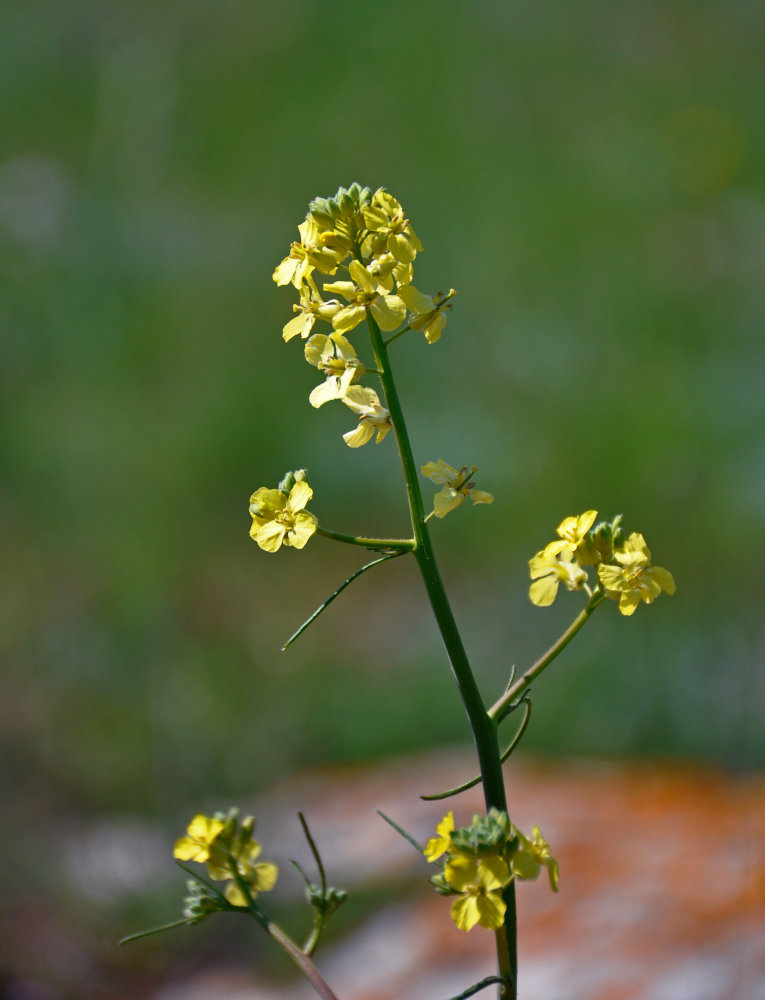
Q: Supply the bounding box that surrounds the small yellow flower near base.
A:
[598,532,676,615]
[173,815,225,863]
[424,811,455,862]
[510,825,559,892]
[223,860,279,907]
[444,854,511,931]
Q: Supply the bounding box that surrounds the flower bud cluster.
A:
[273,183,456,449]
[529,511,676,615]
[423,809,558,932]
[174,809,279,909]
[182,878,225,924]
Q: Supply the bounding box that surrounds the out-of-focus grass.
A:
[1,0,764,992]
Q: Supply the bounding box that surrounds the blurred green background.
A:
[2,0,763,995]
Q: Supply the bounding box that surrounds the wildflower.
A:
[249,477,318,552]
[399,287,456,344]
[598,532,676,616]
[341,385,392,448]
[528,549,588,607]
[544,510,599,562]
[273,218,344,289]
[324,260,406,335]
[444,854,510,931]
[304,334,364,407]
[282,284,342,342]
[423,811,454,863]
[217,839,279,907]
[510,825,559,892]
[174,814,225,863]
[362,188,423,265]
[421,459,493,519]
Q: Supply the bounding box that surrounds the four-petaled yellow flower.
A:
[341,386,392,448]
[174,814,225,863]
[529,550,588,607]
[544,509,598,562]
[399,287,456,344]
[423,811,454,862]
[249,480,318,552]
[421,459,493,519]
[444,854,511,932]
[324,260,407,335]
[213,839,279,907]
[282,284,341,342]
[273,218,344,290]
[304,334,364,407]
[598,532,676,616]
[510,824,559,892]
[362,189,423,265]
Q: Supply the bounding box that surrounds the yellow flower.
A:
[282,283,341,342]
[324,260,407,335]
[444,854,510,931]
[205,830,279,906]
[399,287,456,344]
[341,385,392,448]
[421,459,493,519]
[423,811,454,862]
[528,550,588,606]
[304,333,364,407]
[597,532,676,616]
[273,218,344,289]
[543,510,599,562]
[362,188,423,265]
[249,479,318,552]
[173,814,225,863]
[224,858,279,906]
[510,825,559,892]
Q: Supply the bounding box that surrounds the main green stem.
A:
[365,313,517,998]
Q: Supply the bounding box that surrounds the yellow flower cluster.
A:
[174,811,278,908]
[274,183,455,449]
[529,511,676,615]
[249,470,318,553]
[424,810,558,932]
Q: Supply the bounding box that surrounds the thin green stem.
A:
[489,592,606,723]
[282,551,407,650]
[383,323,412,347]
[364,310,517,998]
[316,526,414,550]
[229,854,340,1000]
[421,698,531,801]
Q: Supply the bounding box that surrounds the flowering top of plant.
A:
[528,511,675,615]
[272,183,455,449]
[174,809,278,910]
[424,809,558,932]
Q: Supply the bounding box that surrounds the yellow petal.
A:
[451,894,480,932]
[529,576,559,607]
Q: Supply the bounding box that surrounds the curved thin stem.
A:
[489,592,606,723]
[421,698,532,801]
[282,551,407,650]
